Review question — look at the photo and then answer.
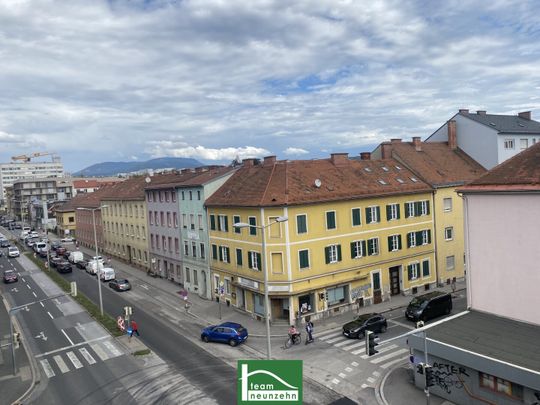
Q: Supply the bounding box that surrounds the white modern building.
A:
[426,109,540,170]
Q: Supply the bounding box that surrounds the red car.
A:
[3,270,18,284]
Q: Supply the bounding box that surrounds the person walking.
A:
[130,320,140,337]
[305,319,314,344]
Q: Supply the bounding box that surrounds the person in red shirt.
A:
[130,320,140,337]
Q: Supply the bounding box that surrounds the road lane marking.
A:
[317,330,341,340]
[332,378,340,385]
[40,302,44,307]
[380,356,409,369]
[40,359,55,378]
[326,335,347,344]
[388,319,415,330]
[21,277,25,282]
[140,284,149,290]
[90,343,110,361]
[61,329,74,346]
[26,284,31,289]
[47,312,54,319]
[53,355,70,374]
[351,361,359,367]
[79,348,96,365]
[339,373,346,379]
[35,335,110,358]
[367,377,376,384]
[103,340,122,358]
[334,338,359,348]
[342,341,364,351]
[345,367,353,372]
[370,348,409,364]
[373,371,381,377]
[361,384,368,389]
[359,343,398,358]
[32,291,37,298]
[66,351,83,369]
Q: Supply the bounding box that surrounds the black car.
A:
[57,261,73,273]
[38,250,49,258]
[109,279,132,291]
[3,270,18,283]
[76,259,88,269]
[50,257,64,268]
[405,291,452,322]
[51,241,62,251]
[342,313,388,339]
[0,240,11,248]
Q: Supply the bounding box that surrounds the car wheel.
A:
[202,335,209,343]
[445,307,451,315]
[380,324,387,333]
[229,339,238,347]
[357,331,365,340]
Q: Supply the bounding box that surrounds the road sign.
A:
[117,316,125,331]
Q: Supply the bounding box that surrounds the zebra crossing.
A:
[38,339,124,379]
[317,328,409,368]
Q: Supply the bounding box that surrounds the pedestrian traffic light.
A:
[424,365,435,387]
[325,291,328,301]
[365,330,379,356]
[416,362,424,375]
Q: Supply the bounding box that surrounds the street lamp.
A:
[233,215,288,360]
[77,205,109,316]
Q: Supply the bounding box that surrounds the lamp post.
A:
[233,215,288,360]
[77,205,108,316]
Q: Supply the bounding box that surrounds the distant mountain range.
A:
[74,157,203,177]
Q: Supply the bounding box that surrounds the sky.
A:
[1,0,540,173]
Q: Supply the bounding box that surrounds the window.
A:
[172,192,176,202]
[189,191,193,200]
[184,241,189,256]
[420,229,431,245]
[406,202,415,218]
[248,217,257,236]
[422,260,430,277]
[181,191,185,200]
[168,237,172,252]
[504,139,514,149]
[198,214,203,230]
[326,211,336,230]
[159,191,163,202]
[350,240,366,259]
[296,214,307,234]
[167,212,171,227]
[149,211,154,225]
[248,251,262,271]
[479,372,523,400]
[200,243,205,259]
[182,214,187,228]
[193,270,198,286]
[150,234,155,249]
[387,234,402,252]
[365,206,380,224]
[185,267,190,283]
[160,212,164,226]
[445,227,453,241]
[218,215,228,232]
[407,232,417,248]
[407,262,419,281]
[165,191,170,202]
[190,214,195,230]
[197,190,201,200]
[233,215,241,234]
[236,248,243,266]
[162,236,167,251]
[148,192,153,202]
[155,211,160,225]
[192,242,197,258]
[324,244,341,264]
[219,246,230,263]
[386,203,400,221]
[299,249,310,269]
[443,198,452,212]
[367,237,379,256]
[175,238,179,254]
[419,200,429,216]
[155,234,160,249]
[209,214,216,230]
[520,138,528,150]
[173,212,178,228]
[351,208,361,226]
[211,244,218,260]
[446,255,455,271]
[327,286,346,306]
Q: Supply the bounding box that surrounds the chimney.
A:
[330,153,349,166]
[380,142,392,159]
[263,156,276,166]
[476,110,486,115]
[518,111,531,120]
[412,136,422,151]
[447,120,457,150]
[390,138,402,143]
[242,158,256,167]
[459,109,469,114]
[360,152,371,160]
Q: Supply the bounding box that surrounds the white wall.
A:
[498,135,539,165]
[464,194,540,325]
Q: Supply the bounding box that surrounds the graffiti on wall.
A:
[431,362,469,394]
[350,284,371,301]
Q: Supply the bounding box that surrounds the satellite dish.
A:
[314,179,322,188]
[145,177,151,183]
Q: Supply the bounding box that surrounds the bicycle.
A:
[284,333,302,349]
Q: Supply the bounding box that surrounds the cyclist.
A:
[288,325,300,343]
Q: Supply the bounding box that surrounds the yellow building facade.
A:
[56,209,76,236]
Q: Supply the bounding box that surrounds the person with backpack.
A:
[305,319,314,344]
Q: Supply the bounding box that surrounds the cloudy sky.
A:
[1,0,540,172]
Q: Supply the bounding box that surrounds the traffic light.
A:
[424,365,435,387]
[365,330,379,356]
[325,291,329,301]
[13,332,21,349]
[416,362,425,375]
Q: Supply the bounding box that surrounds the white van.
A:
[34,242,47,253]
[99,267,115,282]
[68,251,84,263]
[19,230,30,240]
[85,260,103,275]
[8,246,20,258]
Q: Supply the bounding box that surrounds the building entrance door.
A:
[389,266,401,295]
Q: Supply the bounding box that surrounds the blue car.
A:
[201,322,248,347]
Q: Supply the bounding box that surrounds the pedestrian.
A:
[305,319,314,344]
[130,320,140,337]
[451,278,457,294]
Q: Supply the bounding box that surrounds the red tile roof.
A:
[73,179,100,189]
[102,176,148,201]
[144,166,231,190]
[374,140,486,187]
[459,141,540,192]
[205,156,431,207]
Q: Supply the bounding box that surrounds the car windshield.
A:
[236,327,246,334]
[5,271,14,276]
[355,314,373,322]
[409,297,427,309]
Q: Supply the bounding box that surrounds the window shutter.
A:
[396,204,401,219]
[212,244,218,260]
[407,265,413,281]
[257,253,262,271]
[352,208,361,226]
[224,216,228,232]
[386,205,391,221]
[416,231,422,244]
[219,246,223,261]
[398,235,402,250]
[376,206,381,222]
[415,202,421,216]
[366,208,372,224]
[426,201,430,215]
[423,260,430,277]
[226,247,230,263]
[387,236,393,252]
[337,244,342,261]
[210,215,216,230]
[427,229,432,244]
[248,251,253,268]
[361,240,367,256]
[367,239,373,255]
[325,247,330,264]
[350,242,355,258]
[407,232,412,248]
[236,249,243,266]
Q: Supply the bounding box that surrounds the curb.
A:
[375,359,409,405]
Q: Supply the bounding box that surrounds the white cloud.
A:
[150,144,271,161]
[284,147,309,155]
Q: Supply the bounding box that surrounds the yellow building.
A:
[101,177,150,270]
[372,137,486,285]
[206,155,437,325]
[54,200,77,236]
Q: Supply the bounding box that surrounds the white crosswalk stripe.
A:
[40,359,55,378]
[342,341,365,351]
[359,344,399,359]
[326,335,347,344]
[53,355,70,374]
[79,347,96,365]
[103,340,123,358]
[334,338,358,348]
[370,348,409,364]
[380,356,409,369]
[66,351,83,369]
[90,342,110,361]
[318,330,342,340]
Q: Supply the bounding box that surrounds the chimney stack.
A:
[476,110,486,115]
[412,136,422,151]
[390,138,402,143]
[330,153,349,166]
[263,156,276,166]
[242,158,256,167]
[447,120,457,150]
[459,109,469,114]
[518,111,531,120]
[360,152,371,160]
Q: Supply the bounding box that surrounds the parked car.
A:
[0,239,9,247]
[99,267,116,282]
[57,261,73,273]
[405,291,452,322]
[50,257,65,268]
[3,270,18,283]
[68,251,84,263]
[33,242,47,253]
[342,313,388,339]
[76,259,88,269]
[201,322,248,347]
[7,246,20,258]
[38,250,49,258]
[109,279,131,291]
[56,247,67,256]
[51,241,62,251]
[61,237,75,243]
